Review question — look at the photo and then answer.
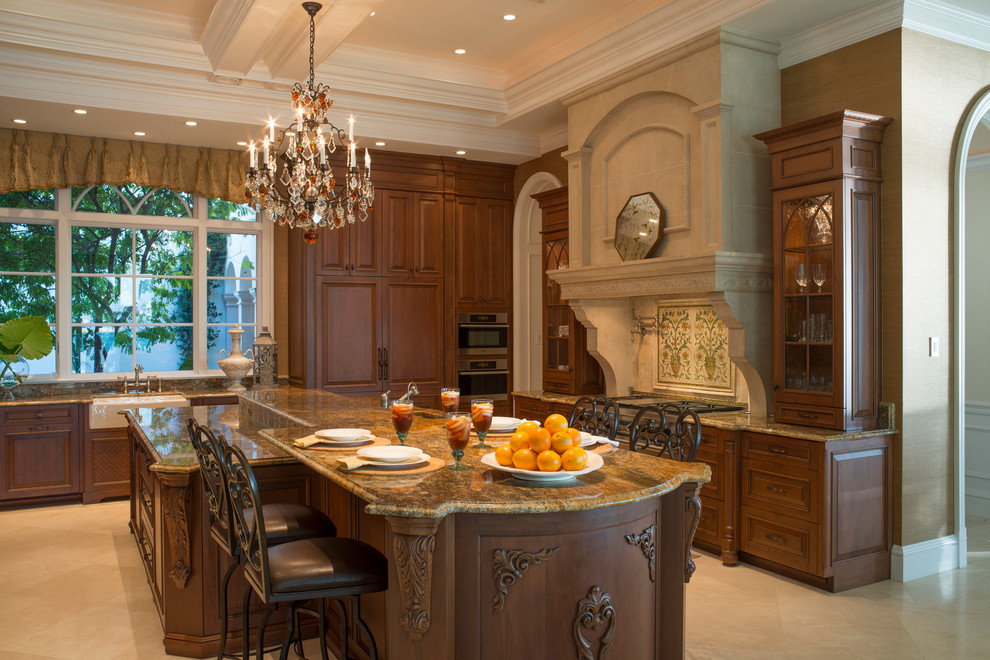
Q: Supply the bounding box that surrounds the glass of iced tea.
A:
[470,398,494,449]
[440,387,460,413]
[445,412,471,471]
[391,401,414,445]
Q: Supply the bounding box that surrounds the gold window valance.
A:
[0,128,248,203]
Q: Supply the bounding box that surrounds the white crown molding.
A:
[968,153,990,172]
[328,43,508,91]
[503,0,776,123]
[778,0,904,68]
[539,124,569,154]
[902,0,990,54]
[1,0,206,41]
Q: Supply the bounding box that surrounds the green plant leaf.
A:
[0,316,54,360]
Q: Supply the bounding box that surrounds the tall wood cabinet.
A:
[532,187,603,395]
[288,152,514,407]
[756,110,890,431]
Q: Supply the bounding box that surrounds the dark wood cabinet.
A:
[317,201,382,277]
[451,196,512,307]
[382,189,444,278]
[737,430,892,591]
[756,110,890,431]
[691,425,739,565]
[0,404,80,502]
[531,187,603,395]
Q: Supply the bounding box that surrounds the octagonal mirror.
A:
[615,192,664,261]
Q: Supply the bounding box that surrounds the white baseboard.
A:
[891,536,959,582]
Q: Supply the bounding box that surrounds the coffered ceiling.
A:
[1,0,988,164]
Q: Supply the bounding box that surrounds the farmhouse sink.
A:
[90,393,189,429]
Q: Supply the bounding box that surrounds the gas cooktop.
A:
[612,396,746,415]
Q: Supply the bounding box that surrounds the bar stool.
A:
[220,442,388,660]
[627,403,702,460]
[567,395,621,440]
[187,418,337,660]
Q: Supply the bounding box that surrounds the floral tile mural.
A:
[657,304,733,393]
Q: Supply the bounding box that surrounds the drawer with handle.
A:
[741,459,818,522]
[741,508,818,574]
[4,404,79,426]
[742,432,817,468]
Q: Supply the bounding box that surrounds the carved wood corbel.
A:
[491,547,559,614]
[159,472,193,588]
[387,517,440,640]
[684,482,703,583]
[623,524,656,582]
[573,585,615,660]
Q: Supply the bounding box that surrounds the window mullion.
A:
[56,189,72,379]
[194,220,207,373]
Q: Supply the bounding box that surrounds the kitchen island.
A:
[128,389,710,659]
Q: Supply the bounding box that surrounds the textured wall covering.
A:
[656,304,733,393]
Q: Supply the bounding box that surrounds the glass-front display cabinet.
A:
[757,111,890,430]
[531,187,604,395]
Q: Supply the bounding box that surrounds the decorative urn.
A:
[218,326,253,392]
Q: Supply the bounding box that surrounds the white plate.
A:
[315,428,372,442]
[359,453,430,469]
[488,416,521,431]
[579,432,599,447]
[480,451,604,481]
[357,446,423,463]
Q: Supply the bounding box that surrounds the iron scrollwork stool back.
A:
[567,395,621,441]
[220,442,388,660]
[627,404,702,461]
[187,418,337,660]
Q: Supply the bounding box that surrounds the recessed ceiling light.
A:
[370,11,375,16]
[375,141,386,146]
[74,109,88,115]
[236,141,248,146]
[456,150,466,155]
[134,131,146,136]
[454,49,466,55]
[13,119,26,124]
[503,14,516,21]
[185,121,198,126]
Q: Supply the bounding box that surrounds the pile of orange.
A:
[494,413,589,472]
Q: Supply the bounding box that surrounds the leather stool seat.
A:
[246,503,337,545]
[266,537,388,595]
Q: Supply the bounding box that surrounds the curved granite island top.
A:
[237,389,711,520]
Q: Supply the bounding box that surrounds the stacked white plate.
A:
[313,428,375,446]
[356,446,430,469]
[488,417,539,433]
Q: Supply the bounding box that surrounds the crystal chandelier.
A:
[244,1,374,244]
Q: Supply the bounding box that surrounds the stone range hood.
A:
[550,251,773,417]
[550,28,782,418]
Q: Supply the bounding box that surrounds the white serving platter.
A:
[315,428,372,442]
[356,446,424,463]
[479,451,604,482]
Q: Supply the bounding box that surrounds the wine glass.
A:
[812,264,826,292]
[440,387,460,414]
[794,263,809,292]
[445,412,471,471]
[391,401,414,445]
[470,399,494,449]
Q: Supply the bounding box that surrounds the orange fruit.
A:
[565,427,581,442]
[551,431,577,454]
[512,448,538,471]
[530,428,552,453]
[561,447,589,471]
[544,413,568,434]
[509,430,531,452]
[516,420,540,436]
[494,444,514,466]
[536,449,562,472]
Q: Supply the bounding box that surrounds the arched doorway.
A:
[953,87,990,568]
[512,172,563,392]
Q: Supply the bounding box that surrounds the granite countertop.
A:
[0,377,267,408]
[239,389,710,519]
[512,391,895,442]
[125,404,293,473]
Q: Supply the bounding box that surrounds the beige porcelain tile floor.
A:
[0,501,987,659]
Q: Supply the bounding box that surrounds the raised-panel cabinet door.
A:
[382,189,415,277]
[453,197,482,305]
[1,427,80,500]
[416,193,444,277]
[382,279,444,394]
[318,222,349,275]
[483,199,511,306]
[318,278,382,392]
[350,201,382,276]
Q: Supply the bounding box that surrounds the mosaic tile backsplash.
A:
[656,304,733,394]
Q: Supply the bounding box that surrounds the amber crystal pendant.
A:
[303,227,319,244]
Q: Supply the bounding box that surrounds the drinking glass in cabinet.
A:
[812,264,826,292]
[795,263,809,292]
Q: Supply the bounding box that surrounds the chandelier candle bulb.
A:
[349,114,354,140]
[365,148,370,172]
[249,141,256,168]
[263,136,269,163]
